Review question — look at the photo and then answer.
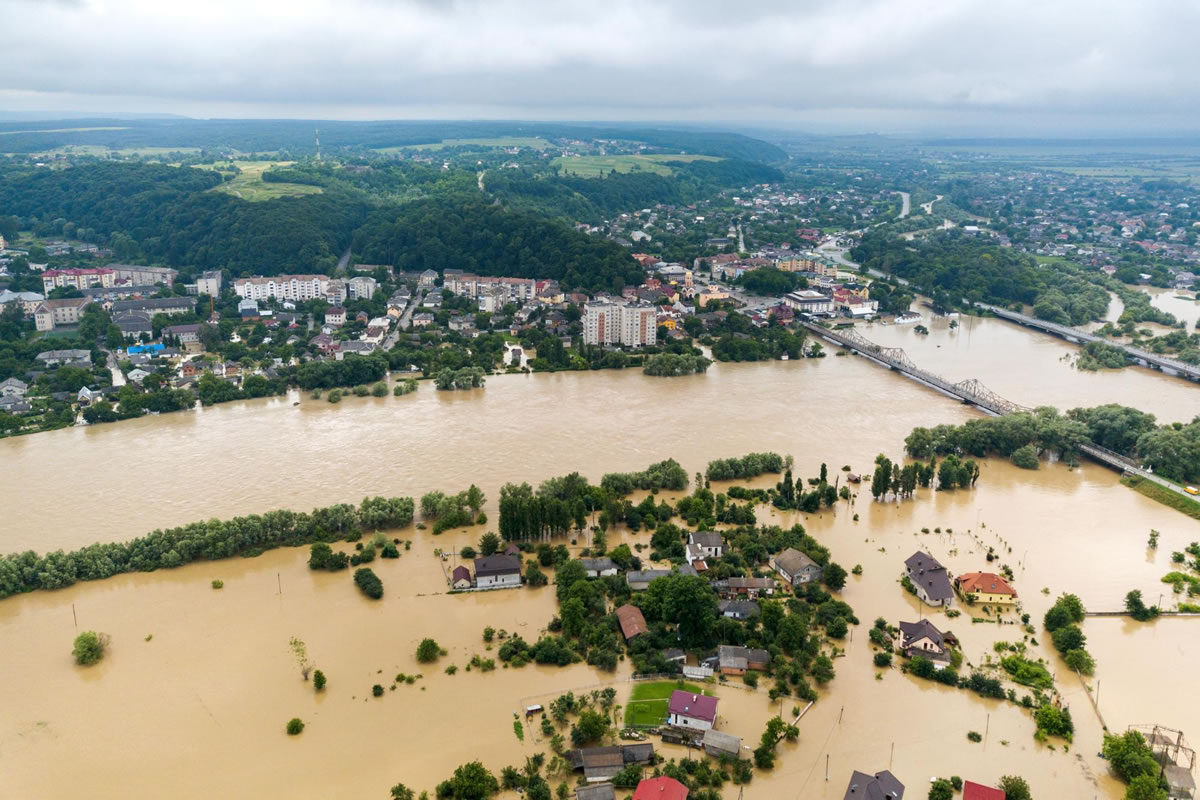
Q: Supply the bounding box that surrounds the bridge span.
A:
[974,302,1200,383]
[796,319,1193,497]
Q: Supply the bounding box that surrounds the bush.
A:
[967,731,982,742]
[373,684,384,697]
[211,579,224,589]
[1011,445,1040,470]
[286,718,305,735]
[416,638,441,663]
[873,651,892,668]
[327,389,342,403]
[354,567,384,599]
[354,385,370,397]
[72,631,109,665]
[371,382,388,397]
[929,778,954,800]
[998,775,1032,800]
[313,670,326,691]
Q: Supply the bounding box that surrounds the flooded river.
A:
[1,337,1197,799]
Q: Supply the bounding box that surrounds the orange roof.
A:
[956,572,1016,596]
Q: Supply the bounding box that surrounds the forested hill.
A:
[0,119,788,162]
[485,158,785,222]
[851,229,1110,325]
[0,162,366,275]
[353,198,644,292]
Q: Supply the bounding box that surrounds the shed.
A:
[575,785,616,800]
[701,729,741,759]
[451,565,472,590]
[615,604,648,641]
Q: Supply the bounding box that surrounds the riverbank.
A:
[1121,475,1200,520]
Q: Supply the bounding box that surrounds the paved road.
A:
[736,222,746,253]
[920,194,943,215]
[335,246,352,273]
[895,191,911,219]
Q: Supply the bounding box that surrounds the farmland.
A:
[552,153,722,177]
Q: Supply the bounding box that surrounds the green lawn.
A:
[1122,476,1200,521]
[203,160,323,202]
[552,154,722,178]
[376,136,552,153]
[625,680,712,727]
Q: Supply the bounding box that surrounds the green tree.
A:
[998,775,1033,800]
[479,532,501,556]
[72,631,109,665]
[1103,731,1161,783]
[313,669,326,691]
[823,562,848,591]
[416,638,441,663]
[1125,775,1167,800]
[443,761,500,800]
[928,779,954,800]
[286,718,305,735]
[390,784,415,800]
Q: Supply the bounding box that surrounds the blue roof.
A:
[127,343,165,354]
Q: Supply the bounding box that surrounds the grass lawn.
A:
[376,136,552,153]
[203,160,322,202]
[1122,475,1200,521]
[624,680,712,727]
[551,154,722,178]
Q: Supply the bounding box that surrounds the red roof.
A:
[615,604,648,640]
[955,572,1017,596]
[667,690,718,723]
[963,781,1005,800]
[633,777,688,800]
[451,565,471,583]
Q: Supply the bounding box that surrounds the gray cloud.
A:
[0,0,1197,133]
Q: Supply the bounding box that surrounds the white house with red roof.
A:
[666,690,718,731]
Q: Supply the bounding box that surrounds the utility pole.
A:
[72,603,77,630]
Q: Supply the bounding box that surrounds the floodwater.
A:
[1142,285,1200,330]
[1,345,1198,799]
[859,308,1198,422]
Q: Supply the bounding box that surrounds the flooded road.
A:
[1,328,1197,799]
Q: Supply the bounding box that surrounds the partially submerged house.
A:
[667,690,719,731]
[567,744,654,783]
[615,604,648,642]
[772,548,823,587]
[955,572,1017,605]
[843,769,904,799]
[904,551,954,607]
[714,644,770,676]
[898,618,951,668]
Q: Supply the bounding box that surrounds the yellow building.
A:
[954,572,1017,605]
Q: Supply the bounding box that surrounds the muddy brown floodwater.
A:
[0,346,1197,799]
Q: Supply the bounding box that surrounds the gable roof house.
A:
[715,644,770,675]
[904,551,954,607]
[451,565,472,590]
[581,557,618,578]
[843,769,904,799]
[688,531,724,559]
[772,548,823,587]
[712,576,776,598]
[666,690,719,731]
[955,572,1017,605]
[898,619,950,667]
[615,604,648,642]
[626,569,671,591]
[633,777,688,800]
[962,782,1005,800]
[567,744,655,783]
[719,599,760,620]
[0,395,32,414]
[0,377,28,397]
[473,554,522,589]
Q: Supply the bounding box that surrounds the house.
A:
[575,785,615,800]
[34,297,89,331]
[325,306,347,326]
[111,297,195,317]
[418,269,438,288]
[955,572,1017,605]
[712,576,776,599]
[0,396,31,414]
[581,557,618,578]
[127,368,151,385]
[0,377,27,397]
[473,554,522,589]
[633,777,688,800]
[701,729,741,759]
[904,551,954,607]
[667,690,718,731]
[615,604,648,641]
[715,644,770,676]
[451,565,472,590]
[662,648,686,665]
[567,744,654,783]
[688,532,724,559]
[626,569,671,591]
[773,548,823,586]
[36,349,91,367]
[962,782,1004,800]
[77,386,100,405]
[843,769,904,799]
[112,311,154,338]
[719,599,760,621]
[898,619,951,668]
[411,313,435,328]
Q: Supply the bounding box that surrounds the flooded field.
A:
[0,336,1196,799]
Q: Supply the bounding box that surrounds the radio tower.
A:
[315,128,321,162]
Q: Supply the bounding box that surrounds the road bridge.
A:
[974,303,1200,383]
[796,319,1195,498]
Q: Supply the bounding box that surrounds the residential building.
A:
[196,270,223,297]
[719,599,760,620]
[233,274,330,302]
[0,377,28,397]
[701,730,741,760]
[772,548,823,586]
[451,565,472,590]
[33,297,89,331]
[163,323,202,346]
[444,273,537,302]
[0,395,31,414]
[348,276,378,300]
[411,313,435,328]
[666,691,718,731]
[324,279,347,305]
[575,785,615,800]
[715,644,770,675]
[567,744,654,784]
[0,289,45,314]
[615,604,648,641]
[127,368,151,385]
[325,307,347,326]
[41,267,115,292]
[783,289,835,315]
[711,577,774,599]
[582,301,657,347]
[954,572,1017,605]
[688,532,724,560]
[36,348,92,367]
[843,769,904,799]
[633,777,688,800]
[238,298,260,319]
[336,341,378,359]
[626,569,671,591]
[418,269,438,288]
[112,311,153,338]
[108,264,177,287]
[904,551,954,607]
[473,554,522,589]
[898,619,951,668]
[962,782,1004,800]
[580,557,618,578]
[112,297,195,317]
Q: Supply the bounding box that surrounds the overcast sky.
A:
[1,0,1197,135]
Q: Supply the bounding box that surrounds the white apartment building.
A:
[347,276,377,301]
[444,274,536,302]
[234,274,330,302]
[196,270,223,297]
[583,302,657,347]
